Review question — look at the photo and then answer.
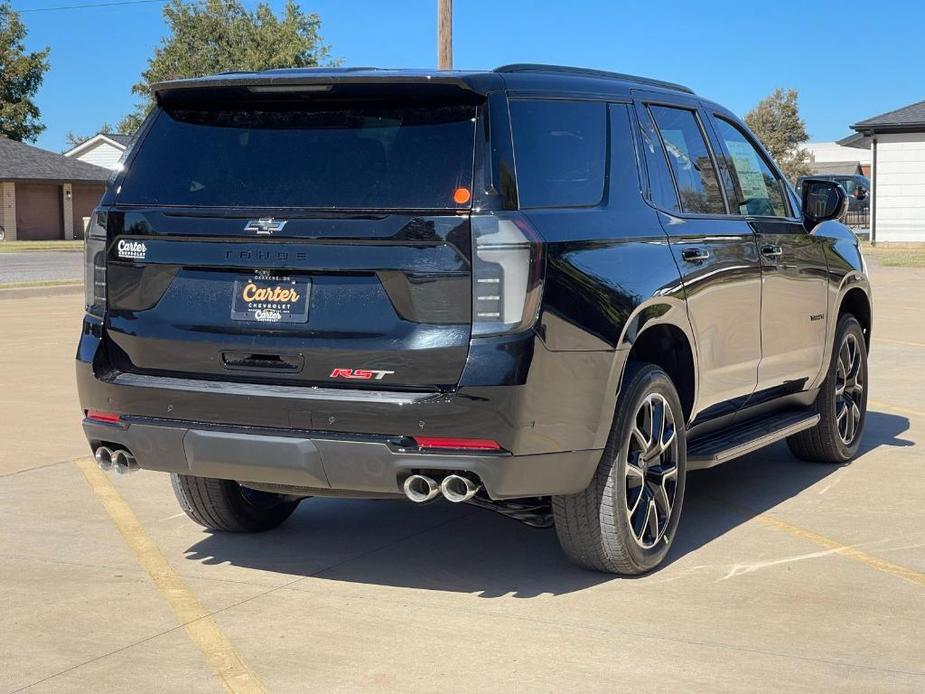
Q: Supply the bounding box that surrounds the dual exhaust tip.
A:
[94,446,139,474]
[403,474,480,504]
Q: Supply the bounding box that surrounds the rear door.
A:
[705,113,828,397]
[634,96,762,419]
[104,94,480,390]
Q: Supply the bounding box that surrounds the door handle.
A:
[681,247,710,263]
[761,244,783,258]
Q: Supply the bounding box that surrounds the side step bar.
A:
[687,410,820,470]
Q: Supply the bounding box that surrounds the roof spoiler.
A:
[152,68,494,104]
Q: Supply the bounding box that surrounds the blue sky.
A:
[17,0,925,152]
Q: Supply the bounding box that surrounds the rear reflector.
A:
[413,436,502,451]
[86,410,121,424]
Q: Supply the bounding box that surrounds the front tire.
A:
[553,363,687,575]
[787,314,868,463]
[171,474,300,532]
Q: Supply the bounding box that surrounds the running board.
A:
[687,410,820,470]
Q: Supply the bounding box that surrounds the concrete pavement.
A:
[0,251,82,285]
[1,262,923,693]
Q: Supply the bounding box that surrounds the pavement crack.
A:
[0,459,71,478]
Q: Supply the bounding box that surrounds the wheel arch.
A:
[809,271,872,392]
[614,301,697,425]
[626,323,696,423]
[839,286,872,351]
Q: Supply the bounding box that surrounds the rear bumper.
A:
[82,417,602,499]
[77,316,617,498]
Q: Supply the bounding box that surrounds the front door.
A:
[706,114,828,398]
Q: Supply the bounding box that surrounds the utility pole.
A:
[437,0,452,69]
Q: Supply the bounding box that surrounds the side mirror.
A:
[801,179,848,229]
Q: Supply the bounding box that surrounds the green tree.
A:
[118,0,335,133]
[0,2,50,142]
[744,88,812,183]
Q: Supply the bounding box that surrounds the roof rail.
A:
[494,63,694,95]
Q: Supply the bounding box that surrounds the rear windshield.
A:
[117,101,477,209]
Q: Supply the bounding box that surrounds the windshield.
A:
[117,100,477,209]
[836,178,857,194]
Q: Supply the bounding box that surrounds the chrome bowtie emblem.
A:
[244,218,287,235]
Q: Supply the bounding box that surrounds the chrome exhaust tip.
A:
[112,449,140,474]
[94,446,113,471]
[403,474,440,503]
[440,474,481,503]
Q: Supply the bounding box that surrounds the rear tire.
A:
[171,474,300,532]
[553,363,687,575]
[787,314,868,463]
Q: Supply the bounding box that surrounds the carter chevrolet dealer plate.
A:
[231,273,310,323]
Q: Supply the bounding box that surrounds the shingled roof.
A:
[852,100,925,133]
[105,134,133,147]
[810,161,863,176]
[0,137,111,182]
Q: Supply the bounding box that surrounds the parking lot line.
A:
[72,457,267,694]
[874,336,925,349]
[869,399,925,419]
[753,513,925,589]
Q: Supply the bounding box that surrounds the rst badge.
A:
[330,368,395,381]
[244,218,287,235]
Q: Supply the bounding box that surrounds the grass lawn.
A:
[0,240,83,253]
[860,242,925,268]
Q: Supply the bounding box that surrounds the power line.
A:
[17,0,167,13]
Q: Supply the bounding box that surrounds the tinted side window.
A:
[713,117,789,217]
[510,100,606,208]
[649,106,726,215]
[637,106,680,212]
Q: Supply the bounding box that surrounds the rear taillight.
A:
[85,409,121,424]
[413,436,502,451]
[471,212,544,336]
[84,210,107,317]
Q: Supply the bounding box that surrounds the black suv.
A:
[77,65,872,575]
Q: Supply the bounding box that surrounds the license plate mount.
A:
[231,274,310,324]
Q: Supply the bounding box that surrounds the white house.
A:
[64,133,132,170]
[843,100,925,243]
[804,140,871,177]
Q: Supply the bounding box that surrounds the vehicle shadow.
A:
[666,410,912,568]
[182,411,911,597]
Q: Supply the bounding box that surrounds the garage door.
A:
[72,183,106,239]
[15,183,63,240]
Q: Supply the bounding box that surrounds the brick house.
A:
[0,136,110,241]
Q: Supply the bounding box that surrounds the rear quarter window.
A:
[509,99,606,208]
